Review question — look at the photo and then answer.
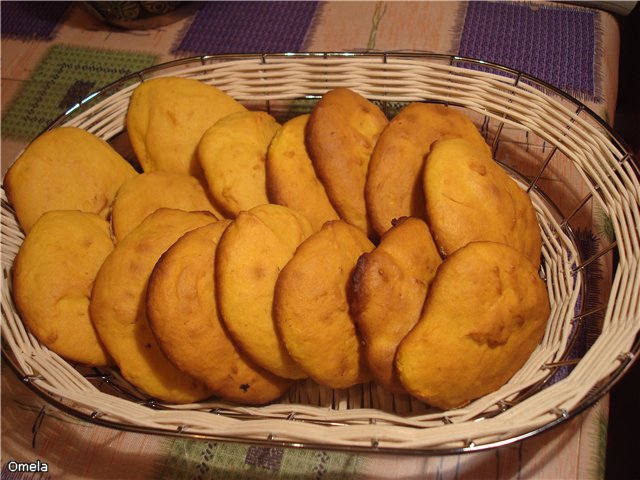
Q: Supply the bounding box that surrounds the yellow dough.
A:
[306,88,388,236]
[198,111,280,217]
[351,217,442,394]
[266,114,339,231]
[274,220,374,389]
[424,137,542,268]
[90,208,217,403]
[366,103,491,236]
[111,171,223,242]
[396,241,550,409]
[4,126,137,233]
[147,221,292,404]
[12,211,114,366]
[215,204,312,379]
[126,76,246,179]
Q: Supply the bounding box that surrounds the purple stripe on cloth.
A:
[173,1,319,54]
[1,1,70,40]
[459,2,597,98]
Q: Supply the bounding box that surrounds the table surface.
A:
[0,2,621,479]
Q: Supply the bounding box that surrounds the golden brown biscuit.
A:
[126,76,246,179]
[351,217,442,394]
[424,137,542,268]
[266,114,339,231]
[396,241,550,409]
[366,103,491,236]
[12,211,113,366]
[90,208,216,403]
[306,88,388,236]
[198,111,280,217]
[111,171,223,242]
[274,220,375,389]
[147,221,291,404]
[215,204,312,379]
[4,127,137,233]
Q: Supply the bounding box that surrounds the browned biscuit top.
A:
[351,217,442,394]
[306,88,388,236]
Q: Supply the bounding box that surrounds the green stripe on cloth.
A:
[1,44,156,141]
[158,439,364,479]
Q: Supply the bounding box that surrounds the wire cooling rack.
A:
[2,53,639,454]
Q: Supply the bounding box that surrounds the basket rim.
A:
[47,51,638,164]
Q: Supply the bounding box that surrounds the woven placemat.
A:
[458,1,601,101]
[1,45,157,141]
[1,1,71,40]
[157,439,362,480]
[173,1,319,55]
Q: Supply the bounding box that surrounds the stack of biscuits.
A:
[6,77,550,410]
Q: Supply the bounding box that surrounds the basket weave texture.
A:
[2,53,639,453]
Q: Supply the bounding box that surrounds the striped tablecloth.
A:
[0,2,621,478]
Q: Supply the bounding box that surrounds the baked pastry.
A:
[198,111,280,217]
[395,241,550,409]
[366,103,491,236]
[147,221,291,404]
[424,137,542,268]
[350,217,442,394]
[12,210,114,366]
[215,203,312,379]
[126,76,246,179]
[90,208,217,403]
[266,114,339,231]
[274,220,374,389]
[4,126,137,233]
[306,88,388,236]
[111,171,223,242]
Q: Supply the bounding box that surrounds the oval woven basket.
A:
[2,53,639,454]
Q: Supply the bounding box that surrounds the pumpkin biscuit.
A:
[126,76,246,179]
[424,137,542,268]
[351,217,442,394]
[12,211,114,366]
[4,127,137,233]
[198,111,280,217]
[274,220,375,389]
[366,103,491,236]
[306,88,388,236]
[396,241,550,409]
[90,208,217,403]
[147,221,291,404]
[215,204,312,379]
[111,171,223,242]
[266,114,339,232]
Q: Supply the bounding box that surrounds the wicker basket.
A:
[2,53,639,454]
